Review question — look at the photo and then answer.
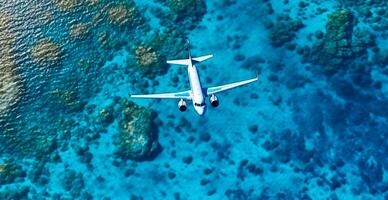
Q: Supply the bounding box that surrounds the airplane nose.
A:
[195,106,205,116]
[197,106,206,116]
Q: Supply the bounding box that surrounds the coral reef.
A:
[115,100,159,161]
[135,45,166,76]
[135,46,159,68]
[54,0,98,11]
[31,39,62,67]
[106,3,143,28]
[54,0,80,11]
[0,58,21,118]
[0,14,22,118]
[70,23,90,40]
[132,31,188,77]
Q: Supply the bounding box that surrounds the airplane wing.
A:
[130,90,192,100]
[206,75,258,96]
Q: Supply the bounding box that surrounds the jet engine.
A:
[178,99,187,112]
[209,94,219,107]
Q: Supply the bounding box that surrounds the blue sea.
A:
[0,0,387,199]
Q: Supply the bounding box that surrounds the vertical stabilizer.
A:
[186,39,192,59]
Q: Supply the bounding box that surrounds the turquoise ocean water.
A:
[0,0,387,199]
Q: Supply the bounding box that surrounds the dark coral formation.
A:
[0,124,58,160]
[0,187,29,200]
[303,9,375,74]
[157,0,206,30]
[51,89,85,112]
[28,162,51,185]
[167,0,202,14]
[269,16,304,47]
[62,169,85,196]
[373,48,388,66]
[29,130,58,158]
[115,100,159,161]
[99,106,114,125]
[288,86,388,195]
[0,162,26,184]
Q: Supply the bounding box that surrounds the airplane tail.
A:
[167,54,213,66]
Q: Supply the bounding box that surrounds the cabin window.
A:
[195,102,206,106]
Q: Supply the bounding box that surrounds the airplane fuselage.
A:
[187,60,206,115]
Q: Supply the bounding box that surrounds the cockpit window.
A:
[195,102,206,106]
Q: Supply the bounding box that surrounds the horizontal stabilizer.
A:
[167,59,191,66]
[192,54,213,63]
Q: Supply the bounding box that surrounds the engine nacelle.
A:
[209,94,219,107]
[178,99,187,112]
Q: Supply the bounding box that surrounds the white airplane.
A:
[130,41,258,116]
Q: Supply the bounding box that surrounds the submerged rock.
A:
[115,100,159,161]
